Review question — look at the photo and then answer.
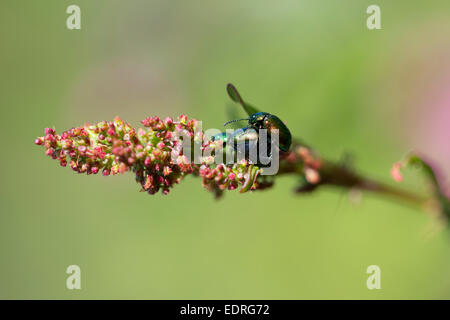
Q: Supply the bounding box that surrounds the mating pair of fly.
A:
[212,84,292,160]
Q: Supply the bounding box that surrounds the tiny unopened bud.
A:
[44,128,55,135]
[305,168,320,184]
[164,117,173,126]
[107,128,115,136]
[163,166,172,176]
[144,156,151,167]
[179,114,187,123]
[391,162,403,182]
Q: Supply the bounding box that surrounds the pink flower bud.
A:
[165,131,173,140]
[44,134,55,142]
[228,182,237,190]
[80,164,88,173]
[80,129,88,137]
[152,149,161,158]
[164,117,173,126]
[179,114,187,123]
[141,118,151,127]
[45,128,55,135]
[163,166,172,176]
[391,162,404,183]
[304,168,320,184]
[136,152,145,159]
[118,163,128,174]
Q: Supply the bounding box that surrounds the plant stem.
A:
[281,141,427,209]
[323,161,427,208]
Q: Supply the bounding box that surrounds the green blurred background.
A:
[2,0,450,299]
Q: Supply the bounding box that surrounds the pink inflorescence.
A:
[35,115,264,196]
[199,161,263,197]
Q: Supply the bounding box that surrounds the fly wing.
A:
[226,83,261,116]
